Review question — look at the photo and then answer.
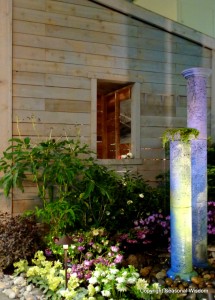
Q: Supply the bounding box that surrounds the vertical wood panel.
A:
[131,83,140,158]
[91,78,97,154]
[0,0,12,213]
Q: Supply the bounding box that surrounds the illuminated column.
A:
[182,68,211,268]
[167,137,197,280]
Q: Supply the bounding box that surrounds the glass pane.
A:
[120,99,131,155]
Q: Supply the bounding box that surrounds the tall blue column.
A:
[167,138,197,280]
[181,68,211,268]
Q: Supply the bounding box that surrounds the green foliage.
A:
[0,137,93,202]
[0,137,94,237]
[208,142,215,200]
[13,252,162,300]
[110,172,161,230]
[0,136,163,238]
[0,213,44,270]
[162,128,199,147]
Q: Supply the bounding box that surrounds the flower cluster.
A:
[48,228,124,281]
[14,251,162,300]
[115,212,170,251]
[14,251,65,299]
[86,264,139,298]
[120,152,134,159]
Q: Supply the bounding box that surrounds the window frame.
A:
[91,79,141,161]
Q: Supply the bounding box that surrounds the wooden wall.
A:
[11,0,212,213]
[0,0,12,213]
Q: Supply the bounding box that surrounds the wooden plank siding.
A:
[0,0,12,213]
[11,0,212,213]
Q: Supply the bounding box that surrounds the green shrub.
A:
[0,136,163,240]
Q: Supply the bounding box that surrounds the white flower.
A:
[127,276,138,284]
[109,268,118,275]
[139,193,144,198]
[121,154,127,159]
[116,283,128,292]
[101,290,111,297]
[95,286,101,292]
[126,152,133,158]
[127,200,133,205]
[88,277,97,284]
[135,278,149,290]
[152,282,161,290]
[107,274,115,280]
[102,278,108,284]
[116,276,125,283]
[93,270,101,278]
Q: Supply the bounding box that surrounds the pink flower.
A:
[110,245,119,252]
[114,254,123,264]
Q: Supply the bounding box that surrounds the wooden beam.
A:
[90,0,215,50]
[0,0,12,213]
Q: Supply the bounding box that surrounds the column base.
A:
[167,269,198,281]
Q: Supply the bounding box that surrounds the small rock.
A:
[174,275,182,284]
[140,266,152,277]
[14,276,26,286]
[191,276,203,285]
[158,278,165,286]
[9,290,16,299]
[25,295,36,300]
[155,270,166,279]
[12,285,20,294]
[26,284,33,292]
[182,281,189,288]
[0,282,7,290]
[3,288,13,296]
[165,277,173,286]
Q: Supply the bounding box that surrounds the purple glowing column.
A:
[182,68,212,268]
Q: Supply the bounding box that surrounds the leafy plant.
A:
[0,137,93,202]
[73,167,163,232]
[162,128,199,147]
[0,137,94,237]
[0,213,44,271]
[14,251,162,300]
[111,172,161,231]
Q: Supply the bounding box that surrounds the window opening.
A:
[97,80,133,159]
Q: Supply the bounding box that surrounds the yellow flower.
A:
[88,284,96,296]
[68,274,80,290]
[26,266,41,277]
[92,229,99,236]
[47,274,63,291]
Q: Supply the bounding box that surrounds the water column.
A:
[167,133,197,280]
[181,68,211,268]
